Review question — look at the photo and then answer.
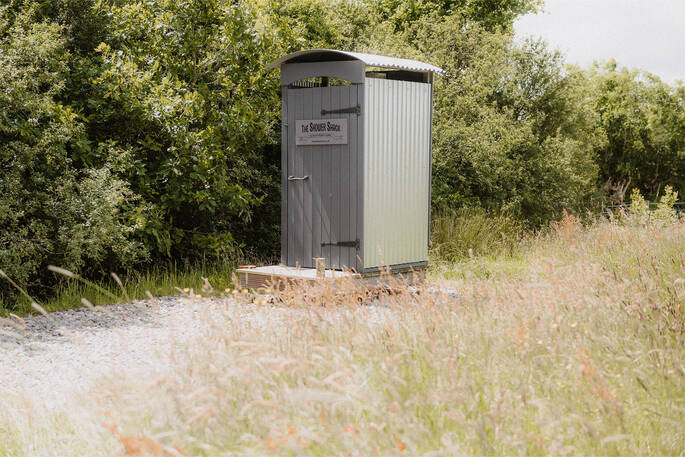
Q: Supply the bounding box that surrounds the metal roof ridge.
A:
[267,49,445,75]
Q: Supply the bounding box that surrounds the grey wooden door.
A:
[286,85,361,271]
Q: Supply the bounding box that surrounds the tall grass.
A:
[430,207,524,262]
[1,215,684,456]
[0,259,241,317]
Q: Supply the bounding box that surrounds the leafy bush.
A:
[415,16,605,225]
[628,188,650,224]
[590,63,685,201]
[653,186,679,223]
[85,0,287,260]
[624,186,680,226]
[0,7,146,301]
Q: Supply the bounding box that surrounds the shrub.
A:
[589,63,685,201]
[628,188,649,224]
[417,16,604,225]
[0,7,147,302]
[623,186,679,226]
[653,185,679,223]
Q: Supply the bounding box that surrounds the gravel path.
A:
[0,297,238,410]
[0,288,453,412]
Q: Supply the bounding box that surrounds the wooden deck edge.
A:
[237,266,426,292]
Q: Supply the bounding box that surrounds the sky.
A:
[514,0,685,85]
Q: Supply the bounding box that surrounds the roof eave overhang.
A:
[267,49,446,76]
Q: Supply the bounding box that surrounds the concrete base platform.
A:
[236,265,424,291]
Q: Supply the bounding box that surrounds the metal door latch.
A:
[321,239,360,250]
[287,175,309,181]
[321,105,360,116]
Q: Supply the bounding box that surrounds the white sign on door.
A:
[295,119,348,145]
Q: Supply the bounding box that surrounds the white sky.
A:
[514,0,685,85]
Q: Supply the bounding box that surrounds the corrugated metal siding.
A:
[363,78,431,269]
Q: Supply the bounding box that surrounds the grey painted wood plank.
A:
[340,85,353,269]
[327,87,337,269]
[328,86,336,267]
[321,87,332,265]
[296,89,304,266]
[331,86,342,269]
[311,87,323,265]
[302,89,313,267]
[428,82,434,249]
[285,84,361,271]
[281,87,288,264]
[283,76,432,273]
[296,90,306,267]
[287,90,298,265]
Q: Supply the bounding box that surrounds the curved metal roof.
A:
[267,49,445,75]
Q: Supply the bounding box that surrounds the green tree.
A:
[91,0,278,259]
[367,0,541,33]
[0,6,146,299]
[589,62,684,202]
[415,15,604,224]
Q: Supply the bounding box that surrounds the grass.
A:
[1,214,684,456]
[0,259,243,317]
[430,207,524,262]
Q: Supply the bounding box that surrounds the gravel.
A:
[0,287,453,412]
[0,296,231,410]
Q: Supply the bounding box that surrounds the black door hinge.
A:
[321,105,360,116]
[321,239,360,250]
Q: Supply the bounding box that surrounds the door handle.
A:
[287,175,309,181]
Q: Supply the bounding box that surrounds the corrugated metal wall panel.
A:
[363,78,431,269]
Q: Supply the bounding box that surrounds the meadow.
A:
[0,211,683,456]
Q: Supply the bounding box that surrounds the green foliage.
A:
[55,168,148,270]
[1,0,683,308]
[417,15,604,225]
[368,0,542,33]
[589,62,685,201]
[90,0,282,260]
[653,185,679,223]
[1,0,292,304]
[0,6,146,301]
[628,188,649,225]
[622,186,679,226]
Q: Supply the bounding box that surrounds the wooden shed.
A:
[267,49,444,275]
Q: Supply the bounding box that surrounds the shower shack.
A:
[238,49,444,288]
